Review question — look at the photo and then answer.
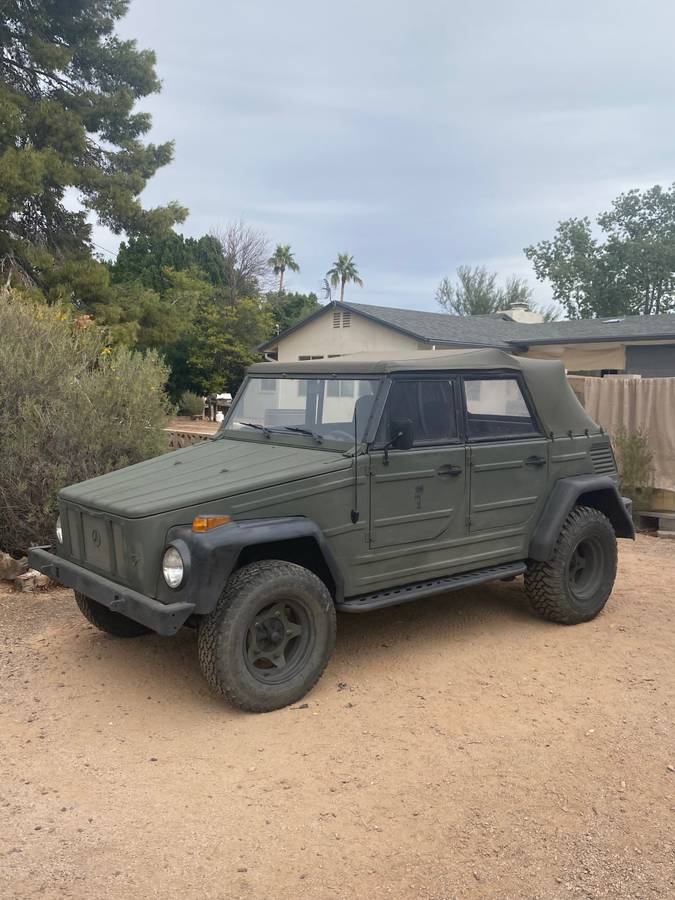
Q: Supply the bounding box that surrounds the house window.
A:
[297,358,324,396]
[259,379,276,393]
[342,310,351,327]
[326,379,354,398]
[332,311,341,328]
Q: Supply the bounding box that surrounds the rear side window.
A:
[379,379,458,445]
[463,377,538,440]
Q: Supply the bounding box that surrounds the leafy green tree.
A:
[186,298,274,395]
[524,184,675,318]
[436,266,559,320]
[268,244,299,293]
[112,269,209,349]
[111,233,227,292]
[0,0,186,283]
[436,266,502,315]
[327,253,363,302]
[265,290,319,334]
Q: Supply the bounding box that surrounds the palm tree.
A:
[268,243,299,293]
[326,253,363,302]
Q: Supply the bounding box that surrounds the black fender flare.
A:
[156,517,344,613]
[528,475,635,562]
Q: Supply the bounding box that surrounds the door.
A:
[369,377,467,551]
[462,374,549,555]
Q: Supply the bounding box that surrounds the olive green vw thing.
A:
[29,349,634,712]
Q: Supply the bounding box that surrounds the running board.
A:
[336,562,526,614]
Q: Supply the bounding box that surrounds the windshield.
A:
[223,377,381,444]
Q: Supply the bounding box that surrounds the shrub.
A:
[178,390,204,417]
[612,426,654,508]
[0,292,172,554]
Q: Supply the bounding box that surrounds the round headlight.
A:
[56,515,63,544]
[162,546,184,589]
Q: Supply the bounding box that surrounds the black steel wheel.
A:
[198,560,336,712]
[525,506,618,624]
[566,535,606,602]
[243,599,314,686]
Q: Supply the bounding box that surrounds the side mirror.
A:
[391,418,414,450]
[383,418,414,462]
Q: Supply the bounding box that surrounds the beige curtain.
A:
[584,377,675,492]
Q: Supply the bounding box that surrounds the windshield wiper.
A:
[280,425,323,444]
[236,421,272,437]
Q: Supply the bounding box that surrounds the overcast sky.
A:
[100,0,675,311]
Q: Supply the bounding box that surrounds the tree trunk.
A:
[340,278,345,302]
[279,269,285,293]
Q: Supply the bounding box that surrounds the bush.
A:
[612,426,654,508]
[0,292,172,554]
[178,390,204,417]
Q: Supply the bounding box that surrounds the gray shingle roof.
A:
[344,302,519,348]
[510,312,675,345]
[259,300,675,352]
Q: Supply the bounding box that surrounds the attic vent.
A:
[601,317,625,324]
[333,309,351,328]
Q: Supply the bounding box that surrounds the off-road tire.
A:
[74,591,152,637]
[198,560,336,713]
[525,506,617,625]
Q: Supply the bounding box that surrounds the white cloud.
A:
[101,0,675,309]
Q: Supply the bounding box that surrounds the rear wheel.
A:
[74,591,152,637]
[198,560,336,712]
[525,506,617,624]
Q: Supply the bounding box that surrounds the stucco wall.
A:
[275,307,420,362]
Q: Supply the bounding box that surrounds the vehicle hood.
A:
[59,437,350,519]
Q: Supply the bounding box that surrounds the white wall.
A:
[274,307,421,362]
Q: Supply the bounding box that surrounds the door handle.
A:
[437,464,463,477]
[525,455,546,467]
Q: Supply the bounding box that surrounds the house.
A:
[259,300,675,377]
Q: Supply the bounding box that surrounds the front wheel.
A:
[75,591,152,637]
[198,560,336,712]
[525,506,618,625]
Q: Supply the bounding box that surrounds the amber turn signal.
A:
[192,515,232,533]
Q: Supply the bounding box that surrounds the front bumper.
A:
[28,547,195,636]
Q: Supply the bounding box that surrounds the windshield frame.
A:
[218,373,387,451]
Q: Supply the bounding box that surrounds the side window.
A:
[379,379,458,446]
[463,377,537,440]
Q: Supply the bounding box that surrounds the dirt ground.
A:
[1,535,673,900]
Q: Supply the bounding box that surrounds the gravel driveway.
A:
[1,534,673,899]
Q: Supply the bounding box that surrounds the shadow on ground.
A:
[38,576,542,714]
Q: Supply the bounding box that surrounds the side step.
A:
[336,562,526,614]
